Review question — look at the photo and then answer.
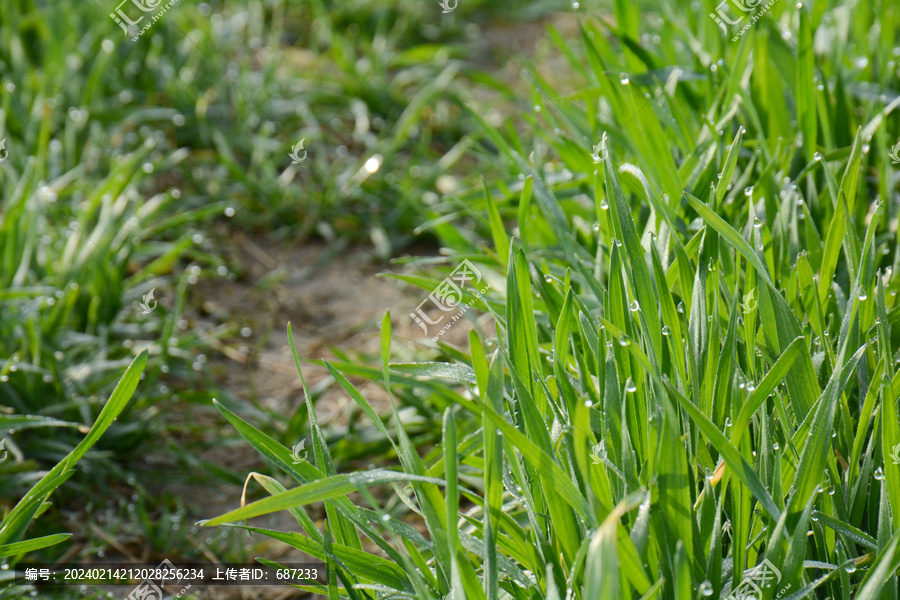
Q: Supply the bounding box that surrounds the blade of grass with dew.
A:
[0,351,147,547]
[471,331,503,600]
[0,534,72,559]
[875,277,900,529]
[203,470,447,525]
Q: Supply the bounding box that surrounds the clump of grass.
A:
[0,354,146,599]
[203,1,900,598]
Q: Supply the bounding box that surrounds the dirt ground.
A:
[200,233,486,418]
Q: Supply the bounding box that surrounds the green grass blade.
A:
[0,533,72,558]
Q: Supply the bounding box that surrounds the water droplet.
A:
[545,275,553,283]
[744,186,754,197]
[813,152,823,162]
[772,441,780,451]
[620,73,630,85]
[629,300,640,312]
[874,467,885,481]
[662,325,671,336]
[572,0,580,7]
[625,379,637,393]
[754,217,762,229]
[677,301,685,314]
[724,417,732,428]
[845,563,857,573]
[699,581,714,596]
[858,293,868,301]
[584,400,593,408]
[592,222,601,232]
[599,198,609,210]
